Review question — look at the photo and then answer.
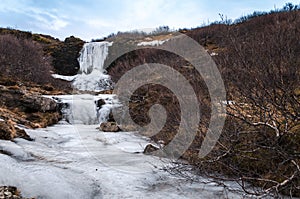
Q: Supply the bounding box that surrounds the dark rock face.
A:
[99,122,120,132]
[107,111,115,122]
[143,144,159,154]
[96,99,106,109]
[51,36,84,76]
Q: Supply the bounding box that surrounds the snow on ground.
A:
[210,52,218,56]
[137,39,169,46]
[52,74,78,81]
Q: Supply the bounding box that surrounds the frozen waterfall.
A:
[73,42,113,91]
[56,94,120,125]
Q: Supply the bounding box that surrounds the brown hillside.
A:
[107,10,300,197]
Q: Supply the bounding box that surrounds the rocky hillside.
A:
[106,8,300,197]
[0,30,73,141]
[0,28,84,76]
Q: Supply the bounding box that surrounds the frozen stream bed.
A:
[0,124,243,198]
[0,94,244,198]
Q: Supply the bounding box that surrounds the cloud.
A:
[1,0,300,40]
[0,0,69,31]
[26,8,69,31]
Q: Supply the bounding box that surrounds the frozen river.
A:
[0,94,244,199]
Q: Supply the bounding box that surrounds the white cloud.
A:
[0,0,69,31]
[1,0,300,40]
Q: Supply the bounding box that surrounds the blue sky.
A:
[0,0,299,41]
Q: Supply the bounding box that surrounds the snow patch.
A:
[137,39,169,46]
[210,52,218,56]
[51,74,78,81]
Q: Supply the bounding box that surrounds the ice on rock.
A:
[73,41,114,91]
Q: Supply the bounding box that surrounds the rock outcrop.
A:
[0,120,16,140]
[0,84,62,140]
[99,122,120,132]
[95,99,106,109]
[0,85,58,113]
[143,144,159,154]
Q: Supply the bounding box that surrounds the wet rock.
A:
[107,111,115,122]
[143,144,159,154]
[96,99,106,109]
[99,122,120,132]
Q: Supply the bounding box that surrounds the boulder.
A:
[15,128,33,141]
[143,144,159,154]
[0,120,32,141]
[0,120,16,140]
[96,99,106,109]
[99,122,120,132]
[0,85,58,113]
[21,95,58,112]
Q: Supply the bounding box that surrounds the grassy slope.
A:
[107,10,300,196]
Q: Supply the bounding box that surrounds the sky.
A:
[0,0,299,41]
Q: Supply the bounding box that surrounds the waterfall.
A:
[55,41,119,125]
[57,94,120,125]
[73,41,113,91]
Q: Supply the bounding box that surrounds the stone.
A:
[21,95,58,112]
[0,120,16,140]
[96,99,106,109]
[107,111,115,122]
[0,186,24,199]
[0,120,32,141]
[15,128,33,141]
[143,144,159,154]
[99,122,120,132]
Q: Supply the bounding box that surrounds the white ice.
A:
[0,94,245,199]
[51,74,78,81]
[73,42,113,91]
[0,123,244,199]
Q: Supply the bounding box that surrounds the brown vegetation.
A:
[0,32,69,141]
[107,9,300,197]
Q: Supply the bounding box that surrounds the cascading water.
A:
[57,94,120,125]
[63,41,117,125]
[73,41,113,91]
